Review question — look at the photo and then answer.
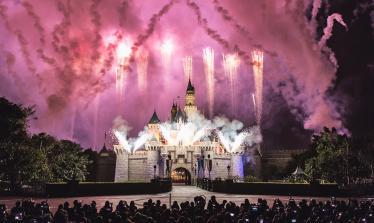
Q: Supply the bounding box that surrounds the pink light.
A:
[117,39,132,59]
[160,39,174,55]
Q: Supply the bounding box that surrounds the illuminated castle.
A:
[113,79,246,183]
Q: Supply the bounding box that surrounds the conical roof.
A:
[292,166,305,175]
[175,106,187,122]
[148,110,161,124]
[187,78,194,92]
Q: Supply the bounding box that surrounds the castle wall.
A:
[114,147,129,182]
[231,153,244,179]
[96,151,116,182]
[128,156,147,181]
[146,148,160,181]
[211,156,231,180]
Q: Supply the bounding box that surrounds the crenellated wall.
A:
[108,145,307,182]
[114,145,129,182]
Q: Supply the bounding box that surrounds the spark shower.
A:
[0,0,347,148]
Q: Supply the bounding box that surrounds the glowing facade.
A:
[114,79,246,183]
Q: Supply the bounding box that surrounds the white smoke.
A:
[112,115,152,153]
[132,111,262,153]
[216,124,262,153]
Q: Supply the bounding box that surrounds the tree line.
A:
[288,127,374,185]
[0,97,97,190]
[1,96,373,188]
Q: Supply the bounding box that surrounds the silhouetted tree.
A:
[0,97,93,190]
[0,97,34,143]
[83,148,98,182]
[303,127,371,185]
[0,98,36,188]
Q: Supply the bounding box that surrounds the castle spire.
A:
[101,131,107,151]
[187,77,194,92]
[148,109,161,124]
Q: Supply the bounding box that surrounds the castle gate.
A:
[171,167,191,185]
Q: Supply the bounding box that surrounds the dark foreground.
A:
[1,186,373,222]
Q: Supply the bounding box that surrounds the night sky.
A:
[0,0,373,150]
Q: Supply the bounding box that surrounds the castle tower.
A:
[184,78,197,118]
[170,102,177,122]
[147,110,161,141]
[146,145,160,181]
[114,145,129,182]
[231,152,244,179]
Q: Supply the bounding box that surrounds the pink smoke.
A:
[0,0,348,149]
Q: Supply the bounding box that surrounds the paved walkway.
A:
[0,186,352,213]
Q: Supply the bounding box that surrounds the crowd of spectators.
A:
[0,196,373,222]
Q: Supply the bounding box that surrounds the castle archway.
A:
[171,167,191,185]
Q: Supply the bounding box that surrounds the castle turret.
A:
[114,145,129,182]
[170,102,177,122]
[96,143,116,182]
[146,145,160,181]
[231,152,244,179]
[148,110,161,141]
[176,105,187,123]
[184,78,197,118]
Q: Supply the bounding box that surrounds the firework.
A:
[114,130,131,153]
[222,53,240,116]
[116,40,132,96]
[93,93,101,150]
[160,39,174,67]
[70,106,77,141]
[203,47,215,118]
[251,93,256,113]
[182,56,193,82]
[114,129,152,153]
[251,49,264,126]
[136,49,149,91]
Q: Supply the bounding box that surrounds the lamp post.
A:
[193,163,197,185]
[202,155,205,178]
[167,155,172,179]
[153,165,157,179]
[227,165,231,179]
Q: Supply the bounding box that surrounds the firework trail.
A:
[251,93,256,112]
[89,0,103,64]
[222,53,240,116]
[182,56,193,82]
[186,0,252,63]
[22,1,46,46]
[211,0,277,57]
[36,48,57,66]
[136,48,149,91]
[0,3,38,79]
[251,49,264,126]
[116,39,132,96]
[70,106,77,141]
[203,47,215,118]
[311,0,322,24]
[93,93,101,150]
[124,0,176,72]
[100,31,123,76]
[160,38,174,68]
[117,0,129,28]
[2,51,29,99]
[319,13,348,67]
[212,0,253,43]
[51,0,72,56]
